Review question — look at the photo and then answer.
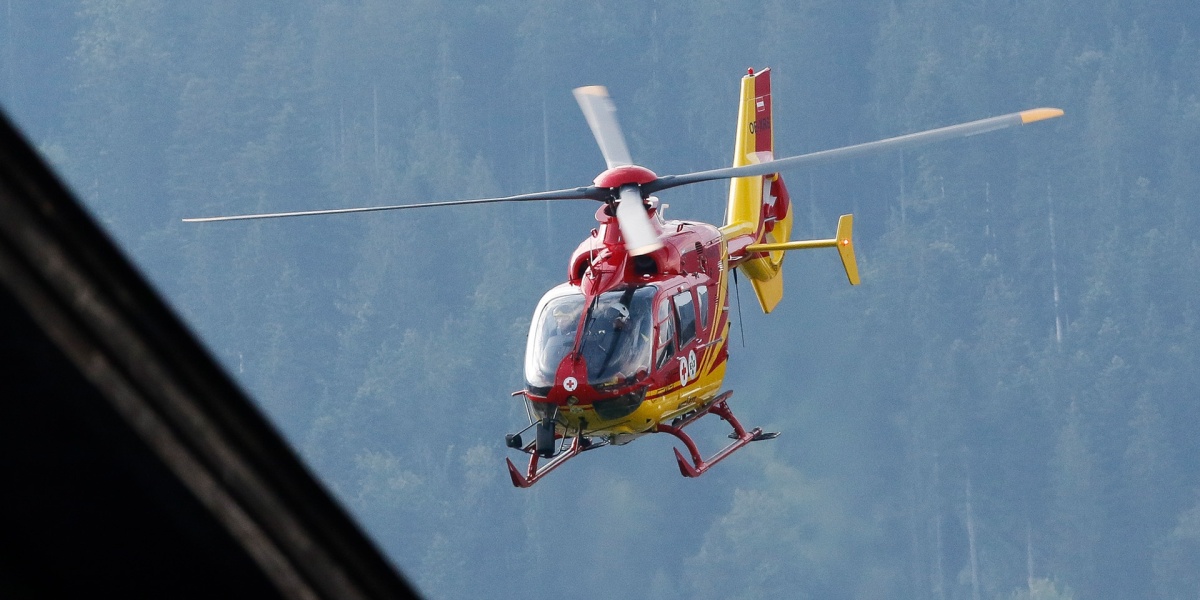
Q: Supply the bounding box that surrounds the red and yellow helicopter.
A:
[187,68,1061,487]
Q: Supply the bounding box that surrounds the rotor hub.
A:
[592,165,657,189]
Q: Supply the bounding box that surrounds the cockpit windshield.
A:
[525,289,584,393]
[525,285,656,394]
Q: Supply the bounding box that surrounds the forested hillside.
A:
[4,1,1200,598]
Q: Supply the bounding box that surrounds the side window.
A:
[673,291,696,345]
[696,285,709,331]
[655,300,675,369]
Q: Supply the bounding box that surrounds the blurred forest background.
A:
[4,1,1200,598]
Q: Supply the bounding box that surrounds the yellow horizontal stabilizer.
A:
[744,214,860,286]
[1019,108,1064,124]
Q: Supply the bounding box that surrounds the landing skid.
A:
[504,390,775,487]
[505,435,609,488]
[656,391,778,478]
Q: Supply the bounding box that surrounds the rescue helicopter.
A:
[186,68,1062,487]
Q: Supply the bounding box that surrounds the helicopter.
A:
[186,68,1061,488]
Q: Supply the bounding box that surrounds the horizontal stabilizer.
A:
[745,214,860,285]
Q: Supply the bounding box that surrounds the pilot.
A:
[552,303,578,336]
[595,304,651,389]
[609,303,630,331]
[541,303,580,373]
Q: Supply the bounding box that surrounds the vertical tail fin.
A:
[721,68,795,313]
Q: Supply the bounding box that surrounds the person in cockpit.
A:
[552,303,579,337]
[542,302,580,371]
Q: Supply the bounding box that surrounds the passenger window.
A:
[655,300,675,369]
[673,291,696,345]
[696,285,709,330]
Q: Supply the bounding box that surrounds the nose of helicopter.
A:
[538,351,646,426]
[547,354,593,411]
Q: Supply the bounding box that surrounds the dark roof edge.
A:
[0,109,418,600]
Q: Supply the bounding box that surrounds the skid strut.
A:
[506,436,581,488]
[656,391,778,478]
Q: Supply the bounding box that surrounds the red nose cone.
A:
[593,165,657,188]
[547,352,592,405]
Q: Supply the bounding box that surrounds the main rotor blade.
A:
[645,107,1063,194]
[183,186,606,222]
[573,86,634,169]
[615,185,663,255]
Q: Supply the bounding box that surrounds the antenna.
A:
[732,269,746,348]
[543,97,552,244]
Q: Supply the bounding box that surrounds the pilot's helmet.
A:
[553,303,575,326]
[610,303,630,330]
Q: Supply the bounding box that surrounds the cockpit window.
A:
[580,286,655,390]
[655,299,675,370]
[674,291,697,344]
[525,291,585,393]
[525,285,656,394]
